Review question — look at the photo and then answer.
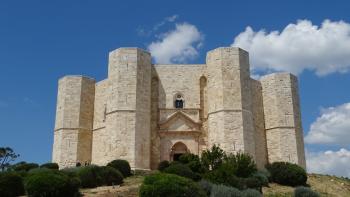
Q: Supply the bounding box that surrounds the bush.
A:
[294,186,320,197]
[203,163,239,188]
[210,184,242,197]
[76,165,104,188]
[139,173,206,197]
[201,145,226,171]
[107,159,131,177]
[13,162,39,172]
[252,172,269,187]
[229,152,257,178]
[0,172,25,197]
[243,176,263,191]
[198,179,213,196]
[179,153,206,173]
[266,162,307,186]
[40,162,59,170]
[257,168,271,182]
[242,189,262,197]
[99,166,123,186]
[157,160,170,172]
[24,170,80,197]
[164,163,201,181]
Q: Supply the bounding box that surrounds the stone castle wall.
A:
[53,46,306,169]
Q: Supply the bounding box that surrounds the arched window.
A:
[174,93,184,108]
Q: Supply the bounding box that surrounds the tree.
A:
[201,144,226,171]
[0,147,19,171]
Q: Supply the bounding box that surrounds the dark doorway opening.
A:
[173,153,183,161]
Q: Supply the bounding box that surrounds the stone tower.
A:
[206,47,256,157]
[101,48,151,169]
[52,46,306,170]
[260,73,306,168]
[52,76,95,168]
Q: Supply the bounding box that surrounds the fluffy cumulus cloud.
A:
[305,103,350,146]
[148,23,204,64]
[232,19,350,76]
[306,148,350,178]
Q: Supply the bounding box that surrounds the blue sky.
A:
[1,1,350,177]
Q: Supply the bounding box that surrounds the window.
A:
[174,94,184,108]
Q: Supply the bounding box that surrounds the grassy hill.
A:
[81,173,350,197]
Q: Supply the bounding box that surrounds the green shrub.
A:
[76,165,103,188]
[164,163,201,181]
[0,172,25,197]
[201,144,226,171]
[252,172,269,187]
[210,184,241,197]
[243,176,263,191]
[198,179,213,196]
[294,186,320,197]
[139,173,206,197]
[203,163,239,188]
[107,159,131,177]
[229,152,257,178]
[257,168,271,182]
[157,160,170,172]
[266,162,307,186]
[40,162,59,170]
[25,170,80,197]
[99,166,123,186]
[179,153,206,173]
[13,162,39,172]
[242,188,262,197]
[179,153,200,164]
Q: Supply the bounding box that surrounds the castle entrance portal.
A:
[170,142,189,161]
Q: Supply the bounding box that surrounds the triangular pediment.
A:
[159,111,201,131]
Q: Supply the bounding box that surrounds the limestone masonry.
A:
[52,47,306,169]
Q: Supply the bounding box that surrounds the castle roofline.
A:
[58,75,96,81]
[260,72,297,80]
[108,47,151,55]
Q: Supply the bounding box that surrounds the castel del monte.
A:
[52,46,306,170]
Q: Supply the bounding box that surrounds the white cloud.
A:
[306,148,350,178]
[232,19,350,76]
[137,15,178,37]
[148,23,204,64]
[305,103,350,146]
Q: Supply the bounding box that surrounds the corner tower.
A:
[52,76,95,168]
[104,48,152,169]
[260,73,306,168]
[206,47,255,157]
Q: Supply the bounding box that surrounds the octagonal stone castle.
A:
[52,47,306,170]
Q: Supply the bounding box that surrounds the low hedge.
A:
[40,162,59,170]
[294,186,320,197]
[24,169,80,197]
[99,166,123,186]
[107,159,131,177]
[266,162,307,186]
[157,160,170,172]
[210,184,242,197]
[76,165,103,188]
[0,172,25,197]
[139,173,206,197]
[13,162,39,172]
[163,163,201,181]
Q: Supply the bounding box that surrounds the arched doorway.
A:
[170,142,189,161]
